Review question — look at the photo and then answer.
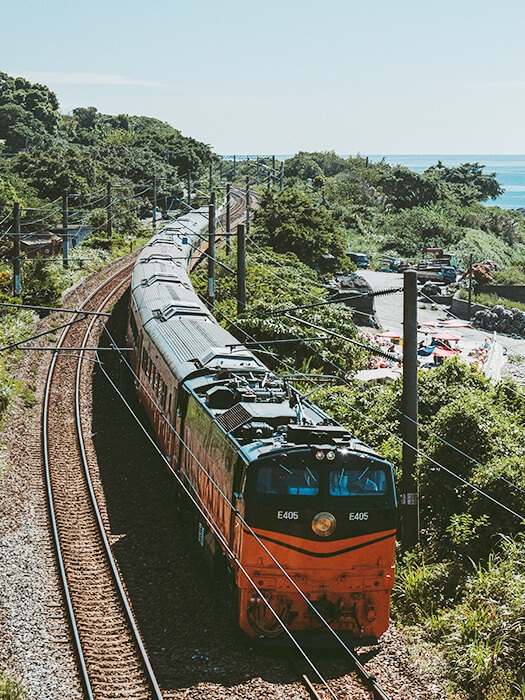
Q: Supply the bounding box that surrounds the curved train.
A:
[126,204,397,646]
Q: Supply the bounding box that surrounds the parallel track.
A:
[43,259,163,699]
[288,649,393,700]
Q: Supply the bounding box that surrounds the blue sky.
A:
[3,0,525,155]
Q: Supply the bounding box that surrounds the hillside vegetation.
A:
[1,71,525,699]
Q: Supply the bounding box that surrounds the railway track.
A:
[43,258,163,699]
[288,647,393,700]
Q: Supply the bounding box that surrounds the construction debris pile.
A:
[474,305,525,338]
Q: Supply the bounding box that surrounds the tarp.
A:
[439,320,471,328]
[431,331,462,342]
[376,330,401,339]
[433,346,461,357]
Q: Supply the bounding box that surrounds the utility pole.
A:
[226,183,231,255]
[245,178,250,240]
[13,202,21,296]
[152,176,157,231]
[187,171,191,208]
[62,190,69,269]
[401,269,419,550]
[280,162,284,191]
[467,253,473,320]
[233,156,236,182]
[106,181,113,240]
[237,223,246,315]
[209,162,213,195]
[207,191,216,308]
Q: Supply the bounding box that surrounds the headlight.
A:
[315,450,325,461]
[311,511,336,537]
[326,450,336,461]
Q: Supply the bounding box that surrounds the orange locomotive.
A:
[128,209,397,646]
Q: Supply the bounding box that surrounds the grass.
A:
[457,288,525,312]
[0,671,26,700]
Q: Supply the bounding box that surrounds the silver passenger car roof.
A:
[131,208,263,383]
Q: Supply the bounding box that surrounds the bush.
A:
[430,537,525,699]
[392,554,451,623]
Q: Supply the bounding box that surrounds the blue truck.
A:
[347,251,370,268]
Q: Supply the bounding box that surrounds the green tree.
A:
[0,72,59,151]
[425,161,504,204]
[379,166,440,211]
[254,188,349,271]
[11,145,105,200]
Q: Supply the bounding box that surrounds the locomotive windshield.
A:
[329,467,387,496]
[256,464,319,496]
[251,449,394,502]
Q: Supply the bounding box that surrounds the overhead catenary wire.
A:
[231,232,525,504]
[70,259,387,670]
[71,278,350,697]
[204,259,525,521]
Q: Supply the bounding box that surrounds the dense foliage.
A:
[281,151,525,268]
[0,71,59,151]
[191,244,368,375]
[0,71,214,233]
[253,188,351,272]
[309,361,525,699]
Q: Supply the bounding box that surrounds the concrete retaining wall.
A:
[450,296,488,319]
[477,285,525,304]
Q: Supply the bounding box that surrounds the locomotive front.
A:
[238,425,397,645]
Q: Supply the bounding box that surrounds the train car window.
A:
[233,459,247,498]
[152,365,158,391]
[256,466,319,496]
[129,312,138,348]
[329,468,387,496]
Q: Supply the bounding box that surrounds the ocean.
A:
[368,155,525,210]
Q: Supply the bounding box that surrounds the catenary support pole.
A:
[187,171,191,208]
[152,176,157,231]
[467,253,473,320]
[107,181,113,240]
[226,183,231,255]
[62,190,69,269]
[13,202,21,296]
[207,191,216,308]
[237,223,246,315]
[245,178,250,239]
[402,269,419,550]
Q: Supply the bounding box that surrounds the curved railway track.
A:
[43,259,163,699]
